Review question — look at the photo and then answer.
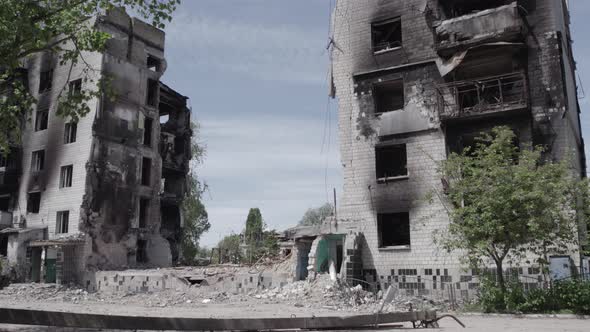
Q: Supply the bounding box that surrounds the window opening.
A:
[376,144,407,180]
[372,17,402,53]
[378,212,410,247]
[374,79,404,114]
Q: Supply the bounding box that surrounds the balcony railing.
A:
[437,72,528,121]
[434,2,525,55]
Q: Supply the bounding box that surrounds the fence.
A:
[364,271,590,310]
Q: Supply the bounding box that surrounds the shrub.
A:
[477,278,590,315]
[517,287,553,313]
[478,277,507,312]
[553,280,590,315]
[504,281,526,312]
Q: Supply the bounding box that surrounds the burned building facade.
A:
[323,0,588,292]
[0,9,191,284]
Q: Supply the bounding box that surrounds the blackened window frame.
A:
[377,212,411,248]
[141,157,151,186]
[373,78,405,115]
[375,143,408,182]
[64,122,77,144]
[38,68,54,93]
[35,108,49,131]
[371,17,402,54]
[56,210,69,234]
[59,165,73,188]
[31,150,45,172]
[27,192,41,213]
[143,117,153,147]
[68,78,82,96]
[138,197,149,228]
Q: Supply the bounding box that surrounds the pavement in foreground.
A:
[0,315,589,331]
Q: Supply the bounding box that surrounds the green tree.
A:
[244,208,264,263]
[436,126,581,293]
[217,234,242,264]
[261,230,280,258]
[298,203,334,226]
[181,121,210,263]
[0,0,180,153]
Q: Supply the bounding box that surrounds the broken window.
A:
[371,17,402,53]
[143,117,153,147]
[146,79,158,107]
[374,79,404,114]
[68,79,82,96]
[147,55,161,72]
[35,108,48,131]
[0,196,10,211]
[64,122,77,144]
[38,69,53,93]
[138,198,149,228]
[174,136,185,155]
[0,152,15,169]
[376,144,407,180]
[141,157,151,186]
[378,212,410,248]
[137,240,147,263]
[159,114,169,124]
[59,165,73,188]
[27,192,41,213]
[56,210,69,234]
[31,150,45,171]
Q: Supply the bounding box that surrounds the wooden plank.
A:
[0,308,436,331]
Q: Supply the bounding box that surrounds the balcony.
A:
[437,72,528,122]
[0,169,19,191]
[434,2,525,56]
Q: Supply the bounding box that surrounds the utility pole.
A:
[333,188,337,223]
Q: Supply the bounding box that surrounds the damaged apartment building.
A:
[0,8,192,284]
[284,0,588,295]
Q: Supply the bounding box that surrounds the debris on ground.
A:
[0,264,450,313]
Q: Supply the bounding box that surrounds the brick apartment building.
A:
[0,8,191,284]
[291,0,589,293]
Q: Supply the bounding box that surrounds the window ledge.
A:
[373,46,402,55]
[379,245,411,251]
[374,109,404,116]
[377,175,409,183]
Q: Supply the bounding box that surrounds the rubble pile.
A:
[1,283,97,304]
[249,274,378,310]
[0,256,16,289]
[0,268,449,312]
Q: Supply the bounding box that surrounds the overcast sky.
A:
[160,1,590,247]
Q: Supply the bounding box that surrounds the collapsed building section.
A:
[327,0,588,296]
[159,83,192,263]
[0,8,192,285]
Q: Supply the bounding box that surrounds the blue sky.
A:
[160,1,590,247]
[161,0,339,247]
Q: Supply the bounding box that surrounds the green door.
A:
[45,259,56,283]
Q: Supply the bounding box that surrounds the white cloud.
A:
[165,12,328,85]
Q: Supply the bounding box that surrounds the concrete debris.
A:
[0,272,452,314]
